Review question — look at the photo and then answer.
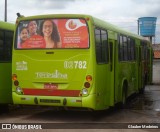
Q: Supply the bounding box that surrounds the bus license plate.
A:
[44,83,58,89]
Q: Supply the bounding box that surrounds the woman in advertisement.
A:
[40,19,62,48]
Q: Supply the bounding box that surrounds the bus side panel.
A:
[95,64,111,110]
[115,63,137,101]
[114,39,139,103]
[0,63,12,104]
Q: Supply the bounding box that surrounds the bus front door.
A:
[108,40,115,106]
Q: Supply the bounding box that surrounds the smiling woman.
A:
[39,19,61,48]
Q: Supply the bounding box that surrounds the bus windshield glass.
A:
[16,19,89,49]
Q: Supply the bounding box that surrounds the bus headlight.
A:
[82,88,88,95]
[16,87,23,94]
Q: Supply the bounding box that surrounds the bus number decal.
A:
[64,61,87,69]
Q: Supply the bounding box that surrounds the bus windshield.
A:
[16,18,89,49]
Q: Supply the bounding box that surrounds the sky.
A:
[0,0,160,43]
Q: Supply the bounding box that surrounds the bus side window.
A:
[4,31,13,61]
[95,28,108,64]
[131,38,136,61]
[109,42,113,71]
[0,30,4,61]
[0,30,13,62]
[123,36,128,61]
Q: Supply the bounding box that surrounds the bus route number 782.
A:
[64,61,87,69]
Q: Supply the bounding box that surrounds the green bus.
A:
[12,14,152,111]
[0,21,14,109]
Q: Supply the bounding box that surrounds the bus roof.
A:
[16,14,144,40]
[0,21,15,31]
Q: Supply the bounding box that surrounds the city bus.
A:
[12,14,152,111]
[0,21,14,110]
